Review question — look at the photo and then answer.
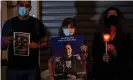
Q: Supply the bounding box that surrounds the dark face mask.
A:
[106,15,119,26]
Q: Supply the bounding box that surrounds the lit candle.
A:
[103,34,111,54]
[103,34,111,42]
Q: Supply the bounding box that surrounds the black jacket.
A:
[92,31,132,74]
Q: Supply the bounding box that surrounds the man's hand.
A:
[40,37,47,48]
[30,42,39,49]
[67,74,76,79]
[40,42,47,48]
[103,54,110,63]
[107,44,117,57]
[3,36,13,44]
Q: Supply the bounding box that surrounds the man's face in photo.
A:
[65,44,72,56]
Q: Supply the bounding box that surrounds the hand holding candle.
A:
[103,53,110,63]
[103,34,111,55]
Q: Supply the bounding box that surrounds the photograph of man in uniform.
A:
[55,43,83,79]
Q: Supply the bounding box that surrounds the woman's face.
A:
[107,10,118,18]
[63,24,76,36]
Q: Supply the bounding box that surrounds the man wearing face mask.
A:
[2,1,47,80]
[92,7,133,80]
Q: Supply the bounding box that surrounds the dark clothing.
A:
[63,55,79,75]
[6,68,38,80]
[92,32,132,80]
[2,16,46,70]
[54,55,83,79]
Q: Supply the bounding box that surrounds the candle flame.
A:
[103,34,111,42]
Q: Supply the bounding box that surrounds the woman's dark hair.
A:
[99,7,127,33]
[104,7,121,18]
[61,18,76,28]
[59,18,77,36]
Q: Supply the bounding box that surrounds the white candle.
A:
[106,42,108,54]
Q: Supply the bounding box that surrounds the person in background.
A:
[48,18,88,80]
[92,7,133,80]
[1,1,47,80]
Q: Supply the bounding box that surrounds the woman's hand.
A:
[80,45,88,53]
[103,53,110,63]
[80,45,88,60]
[107,44,117,57]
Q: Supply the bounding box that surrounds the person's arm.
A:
[48,58,55,80]
[38,20,48,49]
[1,20,12,65]
[2,20,13,48]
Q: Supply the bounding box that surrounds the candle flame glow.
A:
[103,34,111,42]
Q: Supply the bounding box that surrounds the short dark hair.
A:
[64,42,72,49]
[59,18,77,36]
[17,1,31,5]
[64,42,71,46]
[61,18,76,28]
